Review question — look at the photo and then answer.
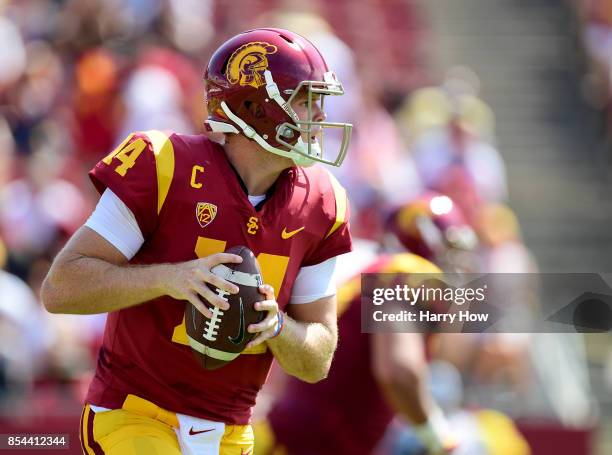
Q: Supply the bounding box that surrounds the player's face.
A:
[290,91,326,145]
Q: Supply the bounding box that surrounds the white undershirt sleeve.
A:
[290,256,338,304]
[84,189,145,260]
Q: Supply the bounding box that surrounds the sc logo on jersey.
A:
[196,203,217,229]
[246,217,259,235]
[226,42,278,89]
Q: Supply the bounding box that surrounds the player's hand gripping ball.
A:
[185,246,265,369]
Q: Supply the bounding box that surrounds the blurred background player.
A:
[379,195,531,455]
[254,227,452,454]
[254,194,525,455]
[381,193,479,273]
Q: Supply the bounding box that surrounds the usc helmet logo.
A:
[397,204,429,236]
[196,202,218,228]
[226,42,278,89]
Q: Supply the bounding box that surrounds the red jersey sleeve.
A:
[303,170,352,266]
[89,131,175,239]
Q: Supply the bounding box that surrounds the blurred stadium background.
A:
[1,0,612,453]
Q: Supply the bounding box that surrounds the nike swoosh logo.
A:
[229,298,245,345]
[281,226,305,239]
[189,427,214,435]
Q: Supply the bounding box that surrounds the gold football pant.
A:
[80,395,254,455]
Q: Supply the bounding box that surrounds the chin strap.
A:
[205,119,239,134]
[216,101,315,167]
[264,70,299,122]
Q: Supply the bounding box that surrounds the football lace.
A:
[203,306,223,341]
[202,288,230,341]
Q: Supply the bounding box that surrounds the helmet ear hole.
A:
[244,101,265,119]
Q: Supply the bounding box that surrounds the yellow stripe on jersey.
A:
[325,171,348,239]
[386,253,442,275]
[379,253,442,291]
[335,253,443,316]
[144,130,175,214]
[337,275,361,317]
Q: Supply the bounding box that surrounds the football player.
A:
[382,192,479,273]
[258,194,476,455]
[41,28,352,455]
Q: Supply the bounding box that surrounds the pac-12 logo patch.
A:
[196,202,217,228]
[226,42,278,89]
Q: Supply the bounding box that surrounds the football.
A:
[185,245,265,370]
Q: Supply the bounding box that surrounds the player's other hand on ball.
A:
[163,253,242,319]
[246,284,281,348]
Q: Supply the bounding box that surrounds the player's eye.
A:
[297,96,320,107]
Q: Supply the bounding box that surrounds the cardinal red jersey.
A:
[85,130,351,424]
[268,253,439,455]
